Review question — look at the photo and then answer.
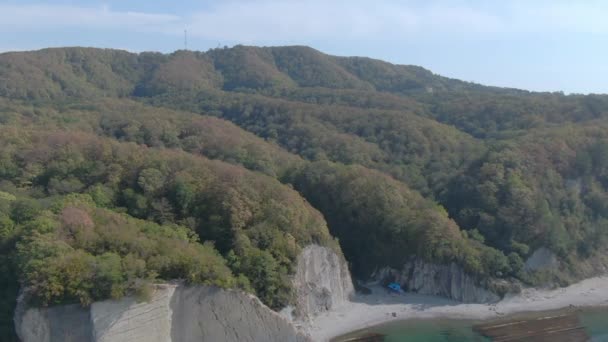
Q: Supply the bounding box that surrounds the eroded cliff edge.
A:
[14,245,354,342]
[15,243,511,342]
[15,284,311,342]
[292,245,355,320]
[372,259,502,303]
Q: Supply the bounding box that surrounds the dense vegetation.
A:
[2,45,608,339]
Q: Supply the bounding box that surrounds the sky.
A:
[1,0,607,94]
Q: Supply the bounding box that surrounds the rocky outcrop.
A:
[15,284,310,342]
[89,285,175,342]
[170,286,310,342]
[292,245,354,320]
[14,297,91,342]
[373,259,501,303]
[525,247,559,272]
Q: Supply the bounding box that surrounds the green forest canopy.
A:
[1,45,608,339]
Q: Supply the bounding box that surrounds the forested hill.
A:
[2,45,608,339]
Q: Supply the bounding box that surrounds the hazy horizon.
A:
[1,0,607,94]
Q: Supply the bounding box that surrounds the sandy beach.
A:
[306,276,608,341]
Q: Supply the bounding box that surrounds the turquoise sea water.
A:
[581,309,608,341]
[335,308,608,342]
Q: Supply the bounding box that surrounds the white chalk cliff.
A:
[373,259,501,303]
[524,247,559,272]
[14,245,354,342]
[14,245,516,341]
[15,284,311,342]
[292,245,354,320]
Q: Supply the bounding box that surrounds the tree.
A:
[137,168,165,194]
[10,199,40,224]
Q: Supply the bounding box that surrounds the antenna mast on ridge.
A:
[184,29,188,50]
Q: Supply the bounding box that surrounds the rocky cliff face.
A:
[524,247,559,272]
[292,245,354,320]
[373,259,501,303]
[15,284,311,342]
[14,298,92,342]
[14,244,354,342]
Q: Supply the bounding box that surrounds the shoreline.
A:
[305,276,608,341]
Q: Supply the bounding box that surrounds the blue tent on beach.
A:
[387,282,403,293]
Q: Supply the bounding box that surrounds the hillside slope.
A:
[2,45,608,339]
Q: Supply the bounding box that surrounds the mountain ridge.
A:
[0,45,527,98]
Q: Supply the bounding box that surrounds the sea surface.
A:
[335,308,608,342]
